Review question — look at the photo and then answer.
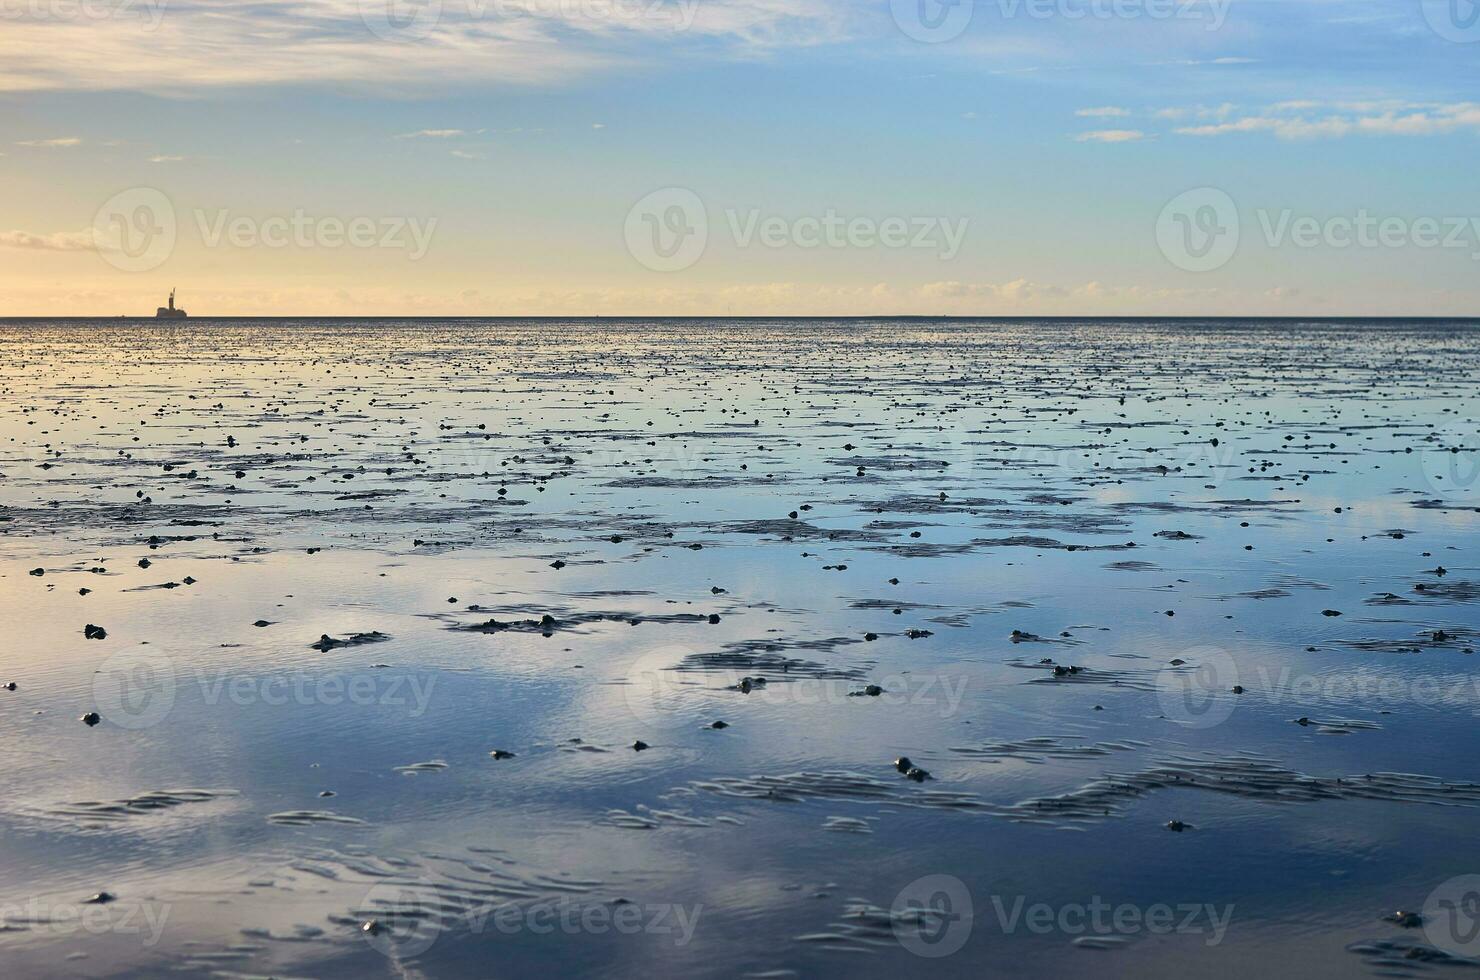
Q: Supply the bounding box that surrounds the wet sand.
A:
[1,317,1478,978]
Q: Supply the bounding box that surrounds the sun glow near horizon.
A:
[3,0,1479,316]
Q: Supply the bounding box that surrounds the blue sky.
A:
[3,0,1479,314]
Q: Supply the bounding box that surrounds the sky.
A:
[2,0,1479,316]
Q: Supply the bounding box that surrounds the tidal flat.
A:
[1,318,1478,978]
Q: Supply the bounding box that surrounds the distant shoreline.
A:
[3,315,1480,324]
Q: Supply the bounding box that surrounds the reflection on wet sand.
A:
[0,318,1478,978]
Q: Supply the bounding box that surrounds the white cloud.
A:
[5,274,1456,316]
[1145,57,1257,68]
[396,129,469,140]
[1175,102,1480,139]
[1076,106,1129,118]
[920,278,1067,302]
[1154,103,1236,121]
[1074,129,1146,143]
[918,280,1238,309]
[0,229,95,251]
[0,0,853,93]
[16,137,81,147]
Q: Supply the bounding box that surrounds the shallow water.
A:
[1,318,1478,979]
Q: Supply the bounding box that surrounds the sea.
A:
[0,317,1477,978]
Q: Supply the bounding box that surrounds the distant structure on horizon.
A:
[156,289,187,319]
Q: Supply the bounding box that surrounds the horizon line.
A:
[4,314,1480,323]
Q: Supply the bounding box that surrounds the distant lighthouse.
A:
[156,288,187,319]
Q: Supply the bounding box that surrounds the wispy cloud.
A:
[1175,101,1480,139]
[396,129,469,140]
[16,137,81,147]
[0,229,94,251]
[1146,56,1257,67]
[1155,103,1237,121]
[1076,106,1129,118]
[0,0,852,94]
[1074,129,1146,143]
[921,279,1067,302]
